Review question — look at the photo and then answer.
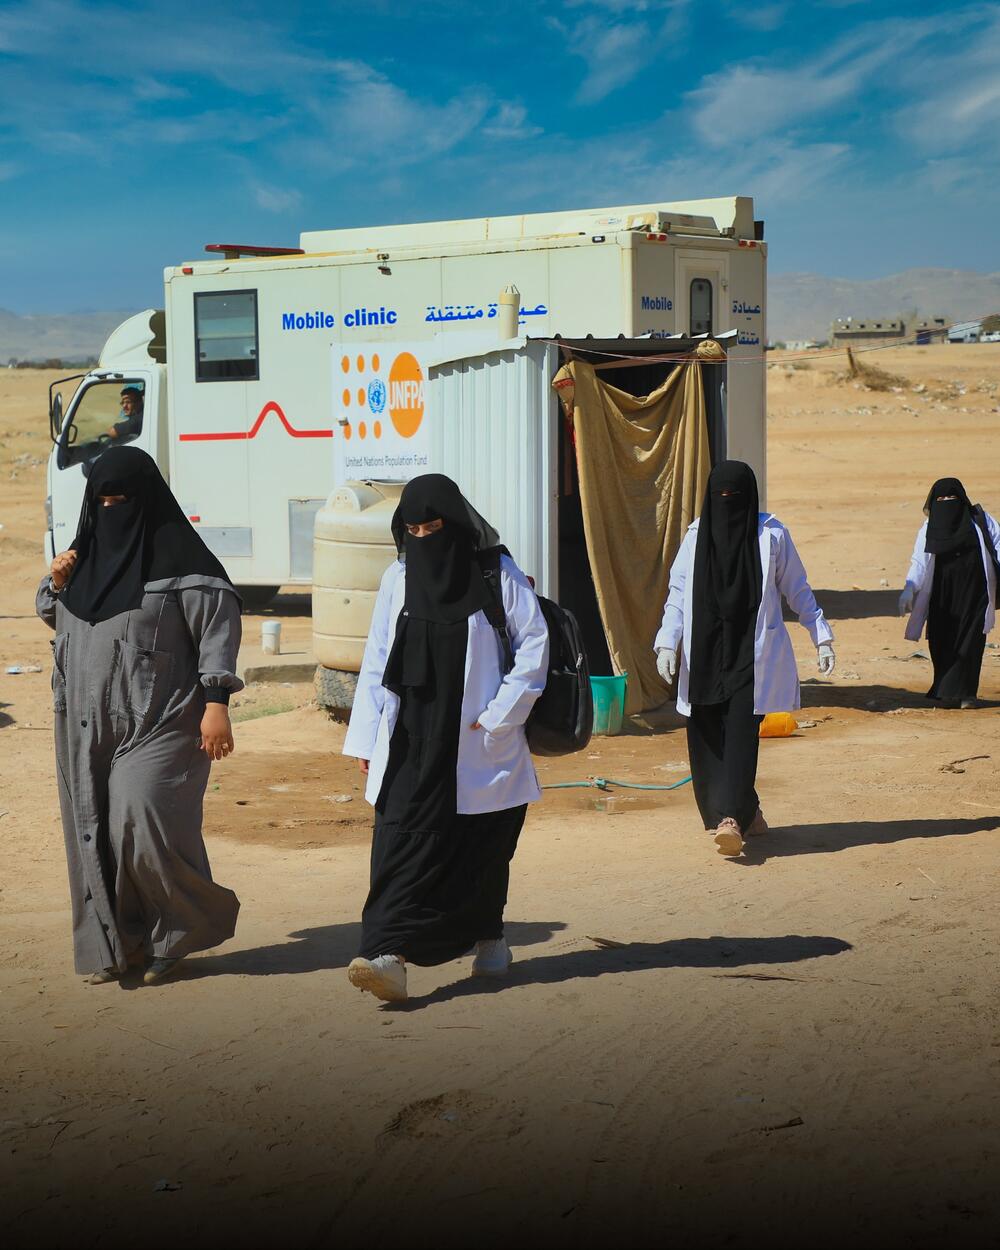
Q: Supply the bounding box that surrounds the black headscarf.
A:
[60,446,235,624]
[924,477,976,556]
[382,475,498,696]
[689,460,763,705]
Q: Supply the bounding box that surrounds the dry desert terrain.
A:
[2,346,1000,1247]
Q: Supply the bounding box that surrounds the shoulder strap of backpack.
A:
[478,546,515,674]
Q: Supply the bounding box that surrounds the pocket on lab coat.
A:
[483,723,524,769]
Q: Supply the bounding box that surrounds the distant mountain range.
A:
[4,268,1000,361]
[0,309,138,365]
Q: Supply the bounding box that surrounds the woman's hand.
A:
[200,704,234,761]
[50,550,77,590]
[358,758,369,774]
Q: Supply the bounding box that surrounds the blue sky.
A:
[2,0,998,311]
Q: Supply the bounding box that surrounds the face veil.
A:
[60,446,235,624]
[924,477,975,556]
[389,474,498,626]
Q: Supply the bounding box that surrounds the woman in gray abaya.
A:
[37,447,242,986]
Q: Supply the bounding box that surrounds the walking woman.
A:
[898,478,1000,708]
[343,474,549,1003]
[654,461,835,858]
[37,447,242,985]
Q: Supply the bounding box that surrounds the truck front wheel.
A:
[236,585,280,613]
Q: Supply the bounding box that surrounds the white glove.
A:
[898,584,915,616]
[817,642,836,676]
[656,648,677,683]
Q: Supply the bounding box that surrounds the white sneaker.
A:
[472,937,513,978]
[347,955,408,1002]
[713,817,745,858]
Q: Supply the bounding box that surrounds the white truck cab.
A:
[46,311,167,562]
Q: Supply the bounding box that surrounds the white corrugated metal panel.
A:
[429,340,559,597]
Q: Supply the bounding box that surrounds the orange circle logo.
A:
[388,351,424,439]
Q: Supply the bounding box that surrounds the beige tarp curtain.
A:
[553,356,712,714]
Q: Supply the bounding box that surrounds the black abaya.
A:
[927,543,987,701]
[686,462,764,833]
[921,478,988,702]
[359,805,526,965]
[686,684,763,832]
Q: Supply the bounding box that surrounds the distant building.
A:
[949,320,982,343]
[830,317,908,346]
[784,339,820,352]
[831,315,949,346]
[912,316,948,345]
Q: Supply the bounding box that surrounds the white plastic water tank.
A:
[312,481,403,675]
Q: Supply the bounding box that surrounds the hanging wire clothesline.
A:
[540,309,999,369]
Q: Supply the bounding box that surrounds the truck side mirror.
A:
[50,392,63,442]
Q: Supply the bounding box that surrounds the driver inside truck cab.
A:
[107,386,143,440]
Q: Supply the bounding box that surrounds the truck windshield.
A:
[60,379,145,467]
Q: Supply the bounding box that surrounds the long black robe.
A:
[927,542,987,701]
[685,461,764,833]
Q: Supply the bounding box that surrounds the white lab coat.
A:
[902,513,1000,643]
[654,513,833,717]
[343,555,549,815]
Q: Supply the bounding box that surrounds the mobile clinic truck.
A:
[45,197,767,613]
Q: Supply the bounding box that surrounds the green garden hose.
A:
[542,775,692,792]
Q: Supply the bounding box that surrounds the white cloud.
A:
[298,62,491,167]
[253,184,302,213]
[687,15,949,145]
[895,10,1000,153]
[553,0,690,103]
[483,103,543,141]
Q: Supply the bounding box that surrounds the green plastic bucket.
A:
[590,673,628,736]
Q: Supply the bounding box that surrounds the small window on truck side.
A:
[194,290,259,382]
[690,278,713,336]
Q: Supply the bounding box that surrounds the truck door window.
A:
[194,290,259,381]
[59,380,145,467]
[690,278,713,335]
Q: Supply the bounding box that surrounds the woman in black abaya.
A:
[343,475,549,1002]
[899,478,1000,708]
[655,461,834,857]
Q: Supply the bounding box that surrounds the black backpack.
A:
[479,548,593,757]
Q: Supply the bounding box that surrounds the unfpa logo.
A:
[339,349,426,442]
[387,352,424,438]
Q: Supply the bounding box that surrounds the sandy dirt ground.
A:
[3,347,1000,1248]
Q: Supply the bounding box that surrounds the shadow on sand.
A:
[808,588,899,621]
[734,815,1000,865]
[180,919,569,981]
[399,933,852,1010]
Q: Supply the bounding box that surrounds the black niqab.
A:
[60,446,235,624]
[689,460,763,705]
[924,477,976,556]
[390,473,497,625]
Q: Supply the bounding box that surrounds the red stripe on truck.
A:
[179,401,334,442]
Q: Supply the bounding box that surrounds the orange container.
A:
[759,712,798,738]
